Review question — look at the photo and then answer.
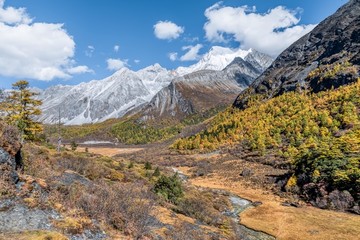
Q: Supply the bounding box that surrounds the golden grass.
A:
[75,146,144,157]
[190,175,360,240]
[0,231,68,240]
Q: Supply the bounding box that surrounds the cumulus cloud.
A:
[0,0,31,25]
[106,58,129,71]
[153,20,184,40]
[0,0,91,81]
[180,44,203,61]
[204,3,316,56]
[114,45,120,52]
[168,52,178,61]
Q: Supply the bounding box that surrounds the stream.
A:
[171,167,275,239]
[225,195,275,240]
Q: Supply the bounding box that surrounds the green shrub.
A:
[128,162,134,169]
[153,167,160,177]
[144,161,152,170]
[70,140,78,151]
[153,174,183,204]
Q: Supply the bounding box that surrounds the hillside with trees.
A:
[173,79,360,211]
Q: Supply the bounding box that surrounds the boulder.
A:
[0,148,19,184]
[328,190,354,211]
[240,168,254,177]
[303,183,356,211]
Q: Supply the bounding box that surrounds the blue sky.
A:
[0,0,347,89]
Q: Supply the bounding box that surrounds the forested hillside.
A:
[174,79,360,210]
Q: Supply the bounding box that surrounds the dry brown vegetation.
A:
[0,231,68,240]
[0,121,21,155]
[21,144,158,238]
[0,165,16,199]
[14,143,243,239]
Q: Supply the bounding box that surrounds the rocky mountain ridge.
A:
[234,0,360,109]
[136,51,273,122]
[38,47,273,125]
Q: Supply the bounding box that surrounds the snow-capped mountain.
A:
[175,46,254,76]
[38,66,173,125]
[135,53,272,122]
[38,46,273,125]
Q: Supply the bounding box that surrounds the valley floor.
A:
[80,144,360,240]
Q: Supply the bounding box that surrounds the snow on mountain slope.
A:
[175,46,253,76]
[38,67,173,125]
[137,63,176,95]
[136,54,272,121]
[38,46,273,125]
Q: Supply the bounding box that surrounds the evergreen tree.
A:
[2,80,42,142]
[70,140,78,151]
[153,173,183,204]
[153,166,160,177]
[144,161,152,170]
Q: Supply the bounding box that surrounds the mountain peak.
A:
[175,46,258,76]
[208,46,233,55]
[138,63,166,73]
[113,67,132,75]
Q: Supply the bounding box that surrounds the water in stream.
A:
[170,167,275,239]
[225,195,276,240]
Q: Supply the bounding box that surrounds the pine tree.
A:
[2,80,43,142]
[144,161,152,170]
[153,166,160,177]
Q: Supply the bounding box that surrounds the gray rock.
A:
[240,168,254,177]
[0,204,60,233]
[328,190,354,210]
[252,201,262,207]
[0,147,18,183]
[70,229,107,240]
[54,170,91,187]
[0,148,15,168]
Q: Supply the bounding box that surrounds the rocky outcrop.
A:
[234,0,360,109]
[303,183,359,213]
[0,149,19,183]
[0,203,60,233]
[0,122,21,185]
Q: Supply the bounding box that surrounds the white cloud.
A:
[85,45,95,57]
[153,20,184,40]
[106,58,129,71]
[114,45,120,52]
[0,0,31,25]
[67,65,94,74]
[180,44,203,61]
[134,59,140,64]
[0,0,91,81]
[168,52,178,61]
[204,3,316,57]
